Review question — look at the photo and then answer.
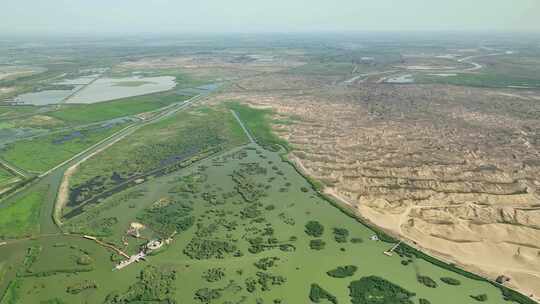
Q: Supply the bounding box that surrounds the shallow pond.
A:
[65,76,176,104]
[13,86,81,105]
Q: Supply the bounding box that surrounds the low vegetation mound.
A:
[305,220,324,237]
[417,275,438,288]
[440,277,461,286]
[327,265,358,278]
[202,268,225,283]
[104,265,176,303]
[309,284,338,304]
[348,276,416,304]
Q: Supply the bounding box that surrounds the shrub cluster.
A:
[309,239,326,250]
[440,277,461,286]
[417,275,438,288]
[202,268,225,283]
[333,228,349,243]
[305,221,324,237]
[254,257,280,271]
[309,284,337,304]
[184,238,237,260]
[66,280,98,294]
[348,276,416,304]
[326,265,358,278]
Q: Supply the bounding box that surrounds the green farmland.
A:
[48,91,193,124]
[1,124,127,173]
[0,186,47,239]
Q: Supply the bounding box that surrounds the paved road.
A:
[0,158,28,178]
[61,73,103,103]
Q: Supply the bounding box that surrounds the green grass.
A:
[226,102,290,150]
[48,91,192,124]
[0,187,46,238]
[0,279,21,304]
[0,106,42,120]
[1,124,126,173]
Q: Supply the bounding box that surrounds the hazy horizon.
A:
[1,0,539,35]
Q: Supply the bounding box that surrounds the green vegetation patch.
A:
[326,265,358,278]
[48,91,191,124]
[417,275,438,288]
[1,278,22,304]
[183,238,238,260]
[66,280,97,294]
[0,188,45,238]
[440,277,461,286]
[305,220,324,237]
[137,199,194,236]
[0,106,42,121]
[309,283,338,304]
[309,239,326,250]
[254,257,280,271]
[333,227,349,243]
[1,124,125,172]
[226,102,289,150]
[202,268,225,283]
[348,276,416,304]
[104,265,176,303]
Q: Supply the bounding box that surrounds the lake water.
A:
[65,76,176,104]
[13,86,81,105]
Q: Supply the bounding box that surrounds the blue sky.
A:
[1,0,539,34]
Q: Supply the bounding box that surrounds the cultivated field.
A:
[1,123,127,173]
